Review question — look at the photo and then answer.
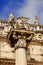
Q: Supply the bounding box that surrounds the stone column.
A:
[15,38,27,65]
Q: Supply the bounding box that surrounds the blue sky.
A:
[0,0,24,19]
[0,0,43,25]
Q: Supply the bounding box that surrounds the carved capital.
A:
[15,39,27,50]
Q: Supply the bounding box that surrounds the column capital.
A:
[15,39,27,50]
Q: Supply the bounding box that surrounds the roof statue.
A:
[34,16,39,25]
[8,13,14,21]
[8,13,16,28]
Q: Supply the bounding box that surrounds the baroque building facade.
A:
[0,14,43,65]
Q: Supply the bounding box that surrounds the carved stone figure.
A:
[15,39,27,49]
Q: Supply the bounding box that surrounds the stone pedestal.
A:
[15,39,27,65]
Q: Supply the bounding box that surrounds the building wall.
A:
[27,44,43,61]
[0,41,43,62]
[0,42,15,59]
[0,19,43,62]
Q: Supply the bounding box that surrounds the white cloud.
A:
[18,0,43,24]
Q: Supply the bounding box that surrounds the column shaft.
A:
[15,48,27,65]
